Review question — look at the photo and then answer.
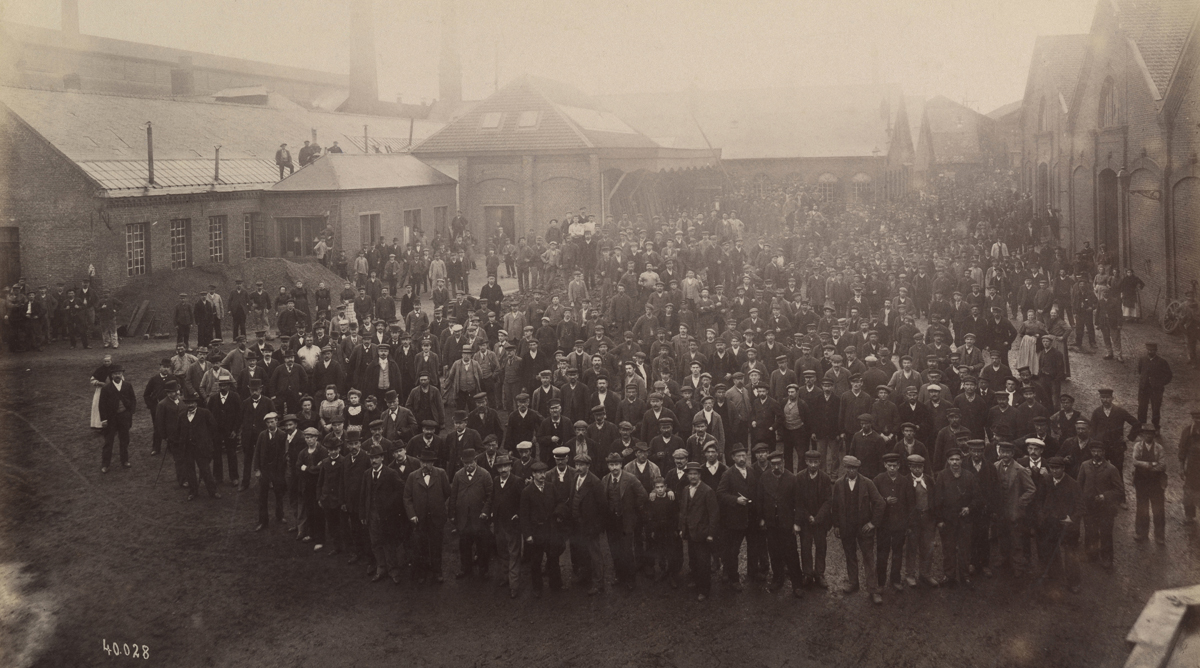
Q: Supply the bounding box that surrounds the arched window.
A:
[1100,78,1118,128]
[816,173,838,202]
[851,173,873,203]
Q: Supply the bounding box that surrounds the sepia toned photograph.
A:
[1,0,1199,666]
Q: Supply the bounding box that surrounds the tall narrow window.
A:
[404,209,422,232]
[816,173,838,202]
[126,223,147,276]
[1100,79,1118,128]
[243,213,259,259]
[170,218,191,269]
[208,215,226,263]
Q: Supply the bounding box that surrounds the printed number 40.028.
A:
[102,639,149,659]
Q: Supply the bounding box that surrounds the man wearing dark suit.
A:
[156,381,185,485]
[873,452,916,590]
[602,452,647,589]
[679,460,720,600]
[404,452,452,583]
[536,403,573,464]
[449,448,494,578]
[796,449,833,588]
[933,448,980,587]
[177,396,220,500]
[1034,456,1084,592]
[239,379,275,492]
[253,412,288,529]
[361,443,406,582]
[558,368,591,425]
[757,448,803,596]
[342,433,374,568]
[502,393,543,457]
[830,455,886,603]
[98,364,136,472]
[521,461,565,595]
[570,453,608,594]
[365,344,404,408]
[808,378,842,474]
[269,351,308,416]
[206,373,242,485]
[491,455,524,596]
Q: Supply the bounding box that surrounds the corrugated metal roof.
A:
[76,158,277,194]
[1116,0,1200,97]
[268,154,456,192]
[413,75,658,154]
[597,84,905,160]
[0,85,445,163]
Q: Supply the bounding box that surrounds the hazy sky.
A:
[3,0,1099,112]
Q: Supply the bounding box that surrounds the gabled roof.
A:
[0,85,445,164]
[1113,0,1200,98]
[987,99,1024,120]
[598,84,905,160]
[1023,34,1090,112]
[413,75,659,154]
[268,154,455,192]
[919,96,995,165]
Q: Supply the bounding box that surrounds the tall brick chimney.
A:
[439,0,462,105]
[345,0,379,113]
[62,0,80,36]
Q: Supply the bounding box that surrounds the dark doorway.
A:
[0,227,19,288]
[1037,163,1049,213]
[484,206,515,242]
[1097,169,1119,260]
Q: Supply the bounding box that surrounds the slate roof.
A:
[0,85,445,163]
[1024,34,1090,111]
[1114,0,1200,97]
[598,84,905,160]
[413,75,659,155]
[920,96,994,165]
[268,154,455,192]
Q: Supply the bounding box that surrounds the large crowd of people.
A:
[44,172,1200,603]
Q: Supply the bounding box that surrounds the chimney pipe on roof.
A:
[62,0,80,37]
[145,122,155,186]
[346,0,379,114]
[213,145,221,184]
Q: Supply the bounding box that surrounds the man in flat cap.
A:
[992,441,1036,577]
[1076,440,1123,569]
[679,461,720,601]
[873,452,914,591]
[934,448,979,587]
[1034,456,1083,593]
[830,455,885,603]
[904,454,939,587]
[796,449,832,589]
[570,453,607,594]
[604,452,648,589]
[757,448,802,597]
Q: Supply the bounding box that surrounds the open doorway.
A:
[484,206,515,242]
[1097,169,1119,261]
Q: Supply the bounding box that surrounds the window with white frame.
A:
[126,223,147,276]
[170,218,191,269]
[208,215,225,263]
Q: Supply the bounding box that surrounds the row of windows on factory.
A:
[125,207,446,276]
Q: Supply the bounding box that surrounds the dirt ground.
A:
[2,271,1199,667]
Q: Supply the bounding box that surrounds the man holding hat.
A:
[404,451,452,584]
[450,447,494,579]
[829,455,885,603]
[98,363,136,472]
[679,460,720,601]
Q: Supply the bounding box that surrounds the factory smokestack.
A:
[439,0,463,105]
[346,0,379,113]
[62,0,80,36]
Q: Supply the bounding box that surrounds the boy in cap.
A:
[647,476,680,586]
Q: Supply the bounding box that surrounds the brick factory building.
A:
[1020,0,1200,299]
[0,85,451,290]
